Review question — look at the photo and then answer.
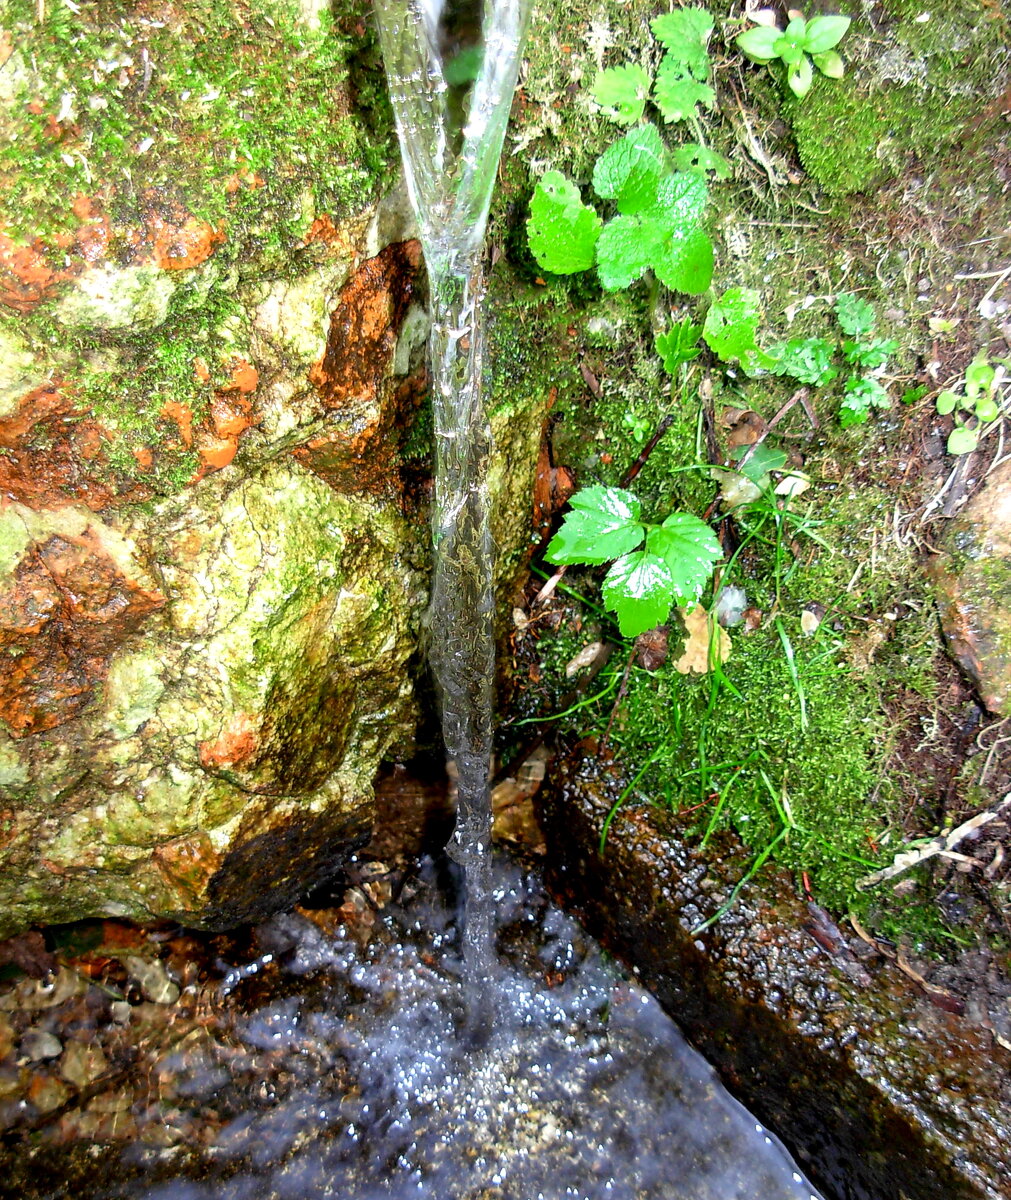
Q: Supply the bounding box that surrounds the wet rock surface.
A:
[0,854,821,1200]
[536,753,1011,1200]
[931,460,1011,715]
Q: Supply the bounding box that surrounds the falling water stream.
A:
[372,0,532,1021]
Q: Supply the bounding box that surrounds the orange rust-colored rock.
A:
[0,529,165,737]
[308,239,422,410]
[0,384,140,512]
[153,832,223,907]
[161,400,195,448]
[199,712,260,771]
[148,212,225,271]
[222,357,259,395]
[0,231,74,312]
[304,214,354,254]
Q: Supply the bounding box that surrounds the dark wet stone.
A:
[536,751,1011,1200]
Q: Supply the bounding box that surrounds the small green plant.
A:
[527,8,728,297]
[936,351,1006,455]
[544,486,722,637]
[701,288,897,428]
[736,11,851,100]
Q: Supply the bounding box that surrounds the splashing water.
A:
[373,0,531,1023]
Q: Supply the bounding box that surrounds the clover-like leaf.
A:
[736,24,781,63]
[803,14,851,54]
[592,125,669,212]
[646,512,723,604]
[596,213,664,290]
[592,63,651,126]
[526,172,602,275]
[602,551,675,637]
[545,486,644,565]
[653,57,715,123]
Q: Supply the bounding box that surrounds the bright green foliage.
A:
[545,485,644,565]
[731,442,789,483]
[649,7,716,125]
[736,12,851,99]
[530,128,714,295]
[546,487,722,637]
[840,376,890,427]
[936,350,1006,456]
[843,337,899,369]
[655,318,703,374]
[702,288,776,374]
[835,292,876,338]
[527,172,602,274]
[770,336,837,386]
[592,64,651,126]
[672,143,732,179]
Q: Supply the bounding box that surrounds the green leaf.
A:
[947,425,979,456]
[672,142,732,179]
[775,22,807,65]
[812,49,844,78]
[730,441,789,484]
[651,7,714,79]
[602,552,675,637]
[935,390,958,416]
[769,336,837,385]
[592,63,651,126]
[840,376,889,427]
[787,53,814,97]
[803,15,851,54]
[648,512,723,604]
[835,292,876,338]
[596,213,664,290]
[842,337,898,369]
[975,396,1000,423]
[653,57,715,122]
[526,171,602,275]
[703,287,776,374]
[736,25,781,63]
[545,485,644,565]
[655,318,703,374]
[653,168,709,231]
[965,353,995,400]
[651,224,714,295]
[592,125,669,212]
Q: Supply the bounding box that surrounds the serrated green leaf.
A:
[787,53,813,97]
[592,125,669,212]
[647,512,722,604]
[545,485,644,565]
[947,425,979,456]
[835,292,876,338]
[839,397,870,428]
[935,390,958,416]
[653,57,715,122]
[703,287,776,374]
[592,63,651,126]
[651,224,714,295]
[651,7,713,65]
[736,25,781,63]
[602,551,675,637]
[655,318,703,374]
[803,14,850,54]
[840,376,889,427]
[672,142,732,178]
[842,337,898,369]
[770,336,837,385]
[812,49,844,78]
[596,213,664,290]
[526,171,602,275]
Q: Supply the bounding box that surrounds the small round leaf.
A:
[947,425,979,456]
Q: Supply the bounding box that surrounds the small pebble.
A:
[125,956,180,1005]
[21,1029,63,1061]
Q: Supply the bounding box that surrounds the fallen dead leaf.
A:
[674,606,731,674]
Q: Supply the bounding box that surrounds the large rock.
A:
[931,461,1011,715]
